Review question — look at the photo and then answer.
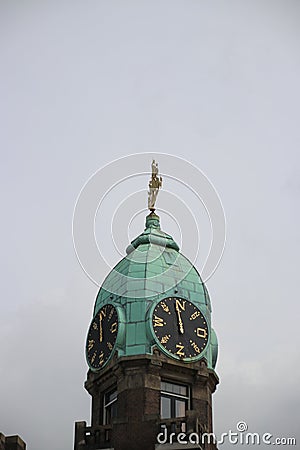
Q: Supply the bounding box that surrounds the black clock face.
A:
[86,304,118,370]
[152,297,209,360]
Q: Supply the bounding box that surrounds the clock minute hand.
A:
[175,303,184,334]
[99,313,103,342]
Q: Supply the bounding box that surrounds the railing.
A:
[74,421,112,450]
[159,417,187,434]
[158,416,211,449]
[75,416,213,449]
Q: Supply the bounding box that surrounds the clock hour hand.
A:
[175,303,184,334]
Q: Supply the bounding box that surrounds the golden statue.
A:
[148,160,162,211]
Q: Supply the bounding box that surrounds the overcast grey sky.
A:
[0,1,299,449]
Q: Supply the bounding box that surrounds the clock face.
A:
[86,304,118,370]
[151,297,209,360]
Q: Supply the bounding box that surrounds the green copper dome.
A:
[93,212,218,370]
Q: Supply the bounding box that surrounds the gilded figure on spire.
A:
[148,159,162,211]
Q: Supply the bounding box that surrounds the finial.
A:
[148,160,162,212]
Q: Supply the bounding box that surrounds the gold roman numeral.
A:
[100,306,107,320]
[91,351,97,364]
[160,334,170,344]
[99,351,104,365]
[161,301,170,313]
[108,307,114,320]
[175,299,186,311]
[190,340,201,354]
[190,311,201,320]
[88,339,95,351]
[110,322,118,333]
[153,315,165,327]
[176,344,185,357]
[107,342,113,351]
[196,328,208,339]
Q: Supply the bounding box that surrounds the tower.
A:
[74,162,219,450]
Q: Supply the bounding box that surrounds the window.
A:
[160,381,189,419]
[103,388,117,425]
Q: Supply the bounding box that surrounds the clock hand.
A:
[99,313,103,342]
[175,303,184,334]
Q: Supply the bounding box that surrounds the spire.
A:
[126,211,179,254]
[145,211,160,229]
